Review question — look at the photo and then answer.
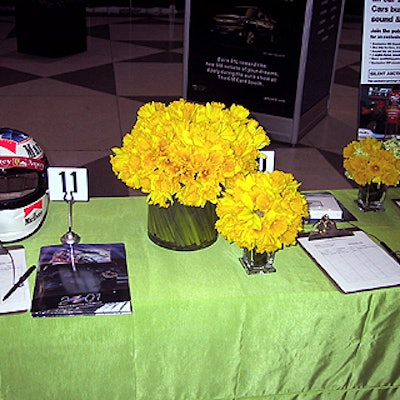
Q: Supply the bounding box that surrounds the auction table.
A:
[1,189,400,400]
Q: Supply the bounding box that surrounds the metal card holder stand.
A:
[60,191,80,246]
[47,167,88,272]
[31,167,132,317]
[60,191,81,271]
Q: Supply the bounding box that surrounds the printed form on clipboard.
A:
[297,230,400,293]
[0,246,31,314]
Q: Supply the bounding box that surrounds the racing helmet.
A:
[0,128,49,242]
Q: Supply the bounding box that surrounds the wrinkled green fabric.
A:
[1,189,399,399]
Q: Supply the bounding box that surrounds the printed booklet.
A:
[31,243,132,317]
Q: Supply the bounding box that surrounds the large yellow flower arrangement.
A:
[215,171,309,253]
[343,137,400,186]
[110,99,270,207]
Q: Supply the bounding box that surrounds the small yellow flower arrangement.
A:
[110,99,270,207]
[215,170,309,254]
[343,137,400,186]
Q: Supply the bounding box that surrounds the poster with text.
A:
[358,0,400,139]
[185,0,307,119]
[360,0,400,84]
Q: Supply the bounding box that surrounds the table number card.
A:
[258,150,275,173]
[47,167,88,202]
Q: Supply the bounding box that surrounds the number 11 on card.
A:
[47,167,89,202]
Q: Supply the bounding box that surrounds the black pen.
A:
[380,241,400,264]
[2,265,36,302]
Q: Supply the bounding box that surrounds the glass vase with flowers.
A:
[343,137,400,212]
[110,99,270,250]
[215,170,309,274]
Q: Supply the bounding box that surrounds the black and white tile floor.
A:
[0,8,362,197]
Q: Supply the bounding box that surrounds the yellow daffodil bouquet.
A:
[215,170,309,254]
[343,137,400,186]
[110,99,270,207]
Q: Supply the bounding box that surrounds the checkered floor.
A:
[0,8,362,197]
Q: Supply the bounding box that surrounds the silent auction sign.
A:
[361,0,400,84]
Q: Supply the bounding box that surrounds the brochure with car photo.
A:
[31,243,132,317]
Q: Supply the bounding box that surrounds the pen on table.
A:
[2,265,36,302]
[380,241,400,264]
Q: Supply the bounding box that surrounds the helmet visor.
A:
[0,170,39,201]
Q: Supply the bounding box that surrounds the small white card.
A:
[305,193,343,220]
[47,167,89,202]
[258,150,275,173]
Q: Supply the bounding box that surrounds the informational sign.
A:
[358,0,400,139]
[184,0,308,119]
[360,0,400,84]
[183,0,345,144]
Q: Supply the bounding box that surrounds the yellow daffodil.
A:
[110,99,270,207]
[215,171,308,254]
[343,137,400,186]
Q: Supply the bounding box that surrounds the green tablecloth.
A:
[1,189,400,400]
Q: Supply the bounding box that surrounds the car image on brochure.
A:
[211,5,277,46]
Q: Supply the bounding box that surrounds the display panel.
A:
[184,0,307,119]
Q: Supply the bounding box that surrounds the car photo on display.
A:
[211,5,277,46]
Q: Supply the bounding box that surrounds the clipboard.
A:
[0,246,31,314]
[297,229,400,294]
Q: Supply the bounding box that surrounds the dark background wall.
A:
[0,0,181,6]
[0,1,184,10]
[0,1,361,16]
[344,0,363,16]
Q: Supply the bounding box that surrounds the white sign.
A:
[258,150,275,173]
[361,0,400,84]
[47,167,89,202]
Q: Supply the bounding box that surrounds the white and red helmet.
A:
[0,128,49,242]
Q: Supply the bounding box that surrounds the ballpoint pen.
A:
[380,241,400,264]
[2,265,36,302]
